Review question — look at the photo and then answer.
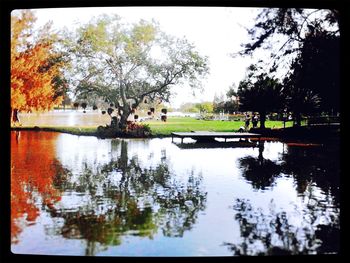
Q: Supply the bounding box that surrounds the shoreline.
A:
[11,125,340,144]
[10,126,172,139]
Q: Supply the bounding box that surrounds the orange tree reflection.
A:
[11,131,64,243]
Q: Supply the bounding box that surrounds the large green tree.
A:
[237,65,284,129]
[64,15,209,131]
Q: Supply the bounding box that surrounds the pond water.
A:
[17,110,111,127]
[10,131,340,256]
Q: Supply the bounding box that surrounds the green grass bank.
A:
[11,117,295,137]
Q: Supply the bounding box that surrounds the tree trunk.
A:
[294,112,302,127]
[119,106,131,131]
[259,112,266,129]
[258,141,265,165]
[11,108,20,125]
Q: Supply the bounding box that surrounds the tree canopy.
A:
[238,8,339,72]
[11,10,66,123]
[284,28,340,116]
[64,15,209,130]
[237,65,284,128]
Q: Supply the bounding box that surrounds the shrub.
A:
[126,121,151,137]
[97,125,118,138]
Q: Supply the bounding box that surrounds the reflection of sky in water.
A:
[56,135,114,173]
[11,132,340,256]
[18,110,111,127]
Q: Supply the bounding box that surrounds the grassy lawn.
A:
[13,117,297,137]
[145,117,294,136]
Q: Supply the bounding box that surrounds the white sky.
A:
[29,6,266,108]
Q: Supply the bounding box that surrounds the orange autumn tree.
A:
[11,10,65,124]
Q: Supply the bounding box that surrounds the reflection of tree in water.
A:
[238,142,282,190]
[11,131,65,243]
[281,145,340,205]
[224,198,339,255]
[238,141,340,200]
[239,142,340,202]
[51,199,156,256]
[225,198,298,255]
[232,141,340,255]
[49,140,207,255]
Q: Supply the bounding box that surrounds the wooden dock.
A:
[171,131,262,143]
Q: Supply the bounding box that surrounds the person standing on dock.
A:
[252,113,259,128]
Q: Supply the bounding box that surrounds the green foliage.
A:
[237,65,285,128]
[178,101,214,114]
[195,101,214,113]
[237,65,284,128]
[212,86,240,114]
[64,14,209,130]
[213,100,239,114]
